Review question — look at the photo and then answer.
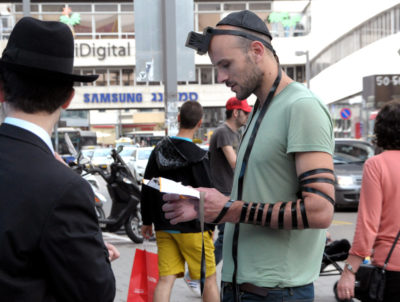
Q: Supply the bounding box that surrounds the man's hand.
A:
[141,225,153,239]
[162,188,231,224]
[105,242,120,262]
[162,194,199,224]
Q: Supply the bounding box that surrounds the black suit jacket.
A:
[0,123,115,302]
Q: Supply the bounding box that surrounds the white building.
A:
[0,0,398,144]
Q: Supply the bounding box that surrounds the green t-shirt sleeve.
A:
[287,97,334,155]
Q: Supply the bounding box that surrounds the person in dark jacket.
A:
[141,101,219,302]
[0,17,117,302]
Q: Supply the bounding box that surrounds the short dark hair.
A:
[225,109,233,120]
[0,68,74,114]
[179,101,203,129]
[373,100,400,150]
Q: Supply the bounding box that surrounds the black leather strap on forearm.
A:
[212,200,235,224]
[291,201,298,229]
[299,199,309,228]
[248,203,257,222]
[278,203,286,229]
[240,202,249,222]
[256,203,265,225]
[265,203,273,227]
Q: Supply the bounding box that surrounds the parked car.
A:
[91,147,113,171]
[333,139,375,209]
[130,147,154,183]
[118,145,138,180]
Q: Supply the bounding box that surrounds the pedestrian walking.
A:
[141,101,219,302]
[337,100,400,301]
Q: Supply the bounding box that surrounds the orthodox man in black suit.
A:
[0,17,118,302]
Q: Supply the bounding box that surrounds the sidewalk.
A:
[109,238,343,302]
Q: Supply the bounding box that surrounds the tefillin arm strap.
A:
[237,167,335,229]
[230,68,281,302]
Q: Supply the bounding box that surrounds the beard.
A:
[235,56,263,100]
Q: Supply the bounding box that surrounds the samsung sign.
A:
[83,92,198,103]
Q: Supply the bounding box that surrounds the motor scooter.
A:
[64,134,143,243]
[84,147,144,243]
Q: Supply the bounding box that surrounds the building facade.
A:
[0,0,398,144]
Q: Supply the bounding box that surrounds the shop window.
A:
[74,14,93,38]
[122,69,134,86]
[42,4,65,12]
[224,3,246,11]
[214,67,219,84]
[95,14,118,35]
[96,69,108,86]
[121,14,135,34]
[15,14,40,23]
[189,68,199,84]
[82,69,95,86]
[42,14,64,22]
[198,13,221,32]
[121,4,134,12]
[198,3,220,11]
[250,3,272,10]
[109,69,121,86]
[296,65,304,83]
[95,4,118,12]
[15,4,38,12]
[69,4,92,12]
[200,67,212,84]
[286,66,294,79]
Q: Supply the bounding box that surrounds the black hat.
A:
[217,10,272,40]
[0,17,98,82]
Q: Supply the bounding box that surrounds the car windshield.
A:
[93,148,111,157]
[334,141,374,163]
[120,147,136,157]
[81,149,94,158]
[137,149,152,160]
[333,153,365,164]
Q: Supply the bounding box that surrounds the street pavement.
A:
[103,211,359,302]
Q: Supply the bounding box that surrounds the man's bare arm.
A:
[163,151,335,229]
[221,145,237,169]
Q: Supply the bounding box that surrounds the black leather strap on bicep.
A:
[298,168,334,180]
[301,187,335,206]
[298,168,335,206]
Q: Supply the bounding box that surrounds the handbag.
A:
[127,247,159,302]
[355,230,400,302]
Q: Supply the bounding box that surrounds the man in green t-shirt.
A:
[162,10,335,302]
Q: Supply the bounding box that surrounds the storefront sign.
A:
[75,42,131,61]
[363,74,400,108]
[83,92,198,103]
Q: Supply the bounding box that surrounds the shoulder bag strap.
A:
[382,230,400,270]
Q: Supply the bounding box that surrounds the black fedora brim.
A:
[0,60,98,83]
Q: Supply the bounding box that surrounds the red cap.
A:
[225,97,252,112]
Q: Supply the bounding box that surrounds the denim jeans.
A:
[221,282,314,302]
